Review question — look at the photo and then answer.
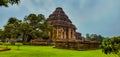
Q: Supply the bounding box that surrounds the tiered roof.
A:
[48,7,76,29]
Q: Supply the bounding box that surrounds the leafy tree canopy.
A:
[85,33,104,42]
[3,13,54,42]
[101,36,120,56]
[0,0,20,7]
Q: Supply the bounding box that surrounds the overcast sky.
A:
[0,0,120,37]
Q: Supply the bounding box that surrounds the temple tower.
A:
[48,7,77,40]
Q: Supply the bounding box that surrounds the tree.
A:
[19,22,33,42]
[86,33,91,40]
[24,14,45,29]
[4,17,21,39]
[4,24,14,38]
[22,14,46,42]
[101,36,120,56]
[3,13,54,43]
[97,35,104,42]
[0,0,20,7]
[40,20,54,39]
[85,33,104,42]
[0,29,4,39]
[23,13,55,41]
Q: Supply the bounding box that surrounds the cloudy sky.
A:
[0,0,120,37]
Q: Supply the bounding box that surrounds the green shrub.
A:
[42,33,50,39]
[15,42,23,50]
[11,42,15,45]
[3,42,11,48]
[0,42,3,45]
[101,37,120,56]
[0,42,3,47]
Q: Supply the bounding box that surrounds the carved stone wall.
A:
[55,40,100,50]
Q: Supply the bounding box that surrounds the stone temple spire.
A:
[47,7,78,40]
[48,7,76,29]
[53,7,65,14]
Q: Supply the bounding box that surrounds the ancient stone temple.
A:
[31,7,100,50]
[47,7,100,50]
[48,7,83,40]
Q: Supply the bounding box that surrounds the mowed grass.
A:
[0,45,118,57]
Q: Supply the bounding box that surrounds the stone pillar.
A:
[48,32,51,38]
[56,27,58,39]
[64,31,66,39]
[60,28,63,39]
[51,30,55,40]
[58,28,60,39]
[54,29,57,39]
[62,31,64,39]
[65,27,69,40]
[63,28,64,39]
[62,28,64,39]
[71,29,73,39]
[72,29,75,39]
[68,28,71,39]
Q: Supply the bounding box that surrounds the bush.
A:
[15,42,23,50]
[3,42,11,48]
[0,42,3,45]
[101,37,120,56]
[0,42,3,47]
[42,33,50,39]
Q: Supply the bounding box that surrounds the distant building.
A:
[47,7,84,41]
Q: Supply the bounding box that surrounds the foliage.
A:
[0,42,3,47]
[0,0,20,7]
[3,42,11,48]
[0,29,4,39]
[86,33,104,42]
[101,36,120,56]
[42,33,50,39]
[4,17,21,39]
[0,42,3,45]
[22,14,47,42]
[2,14,54,42]
[15,42,23,50]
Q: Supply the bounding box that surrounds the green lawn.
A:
[0,45,118,57]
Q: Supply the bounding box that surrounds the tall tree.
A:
[0,29,3,39]
[22,14,47,42]
[24,14,45,30]
[19,22,32,42]
[3,14,54,42]
[4,17,21,39]
[86,33,90,40]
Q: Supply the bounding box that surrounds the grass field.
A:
[0,45,118,57]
